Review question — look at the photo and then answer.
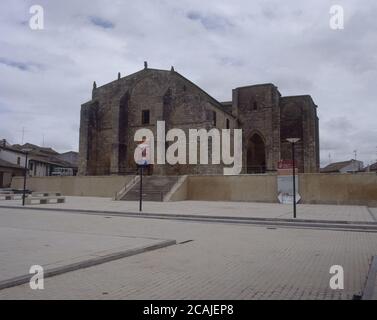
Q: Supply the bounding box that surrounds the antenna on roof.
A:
[19,127,29,145]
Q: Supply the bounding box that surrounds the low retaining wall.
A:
[11,175,133,197]
[183,173,377,206]
[180,173,377,207]
[299,173,377,207]
[10,173,377,206]
[187,174,277,203]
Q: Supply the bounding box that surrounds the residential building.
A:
[0,140,78,183]
[321,159,364,173]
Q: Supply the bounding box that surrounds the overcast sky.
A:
[0,0,376,167]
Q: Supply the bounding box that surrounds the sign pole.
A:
[139,165,143,212]
[22,152,28,206]
[285,138,300,217]
[292,142,296,219]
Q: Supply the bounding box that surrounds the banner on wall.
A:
[277,160,300,204]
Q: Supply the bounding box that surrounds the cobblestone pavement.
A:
[0,207,376,299]
[1,197,375,223]
[0,225,168,283]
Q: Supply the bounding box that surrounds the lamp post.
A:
[138,164,144,212]
[286,138,300,218]
[136,138,149,212]
[21,148,32,206]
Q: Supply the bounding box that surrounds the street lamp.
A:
[286,138,300,218]
[135,138,150,212]
[137,163,149,212]
[21,148,32,206]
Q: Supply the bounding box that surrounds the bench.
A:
[25,195,65,205]
[0,193,23,200]
[0,190,13,194]
[31,192,62,197]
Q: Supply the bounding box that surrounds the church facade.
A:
[78,65,319,176]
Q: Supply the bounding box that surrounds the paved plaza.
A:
[2,196,377,223]
[0,224,173,286]
[0,199,376,299]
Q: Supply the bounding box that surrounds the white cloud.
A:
[0,0,376,166]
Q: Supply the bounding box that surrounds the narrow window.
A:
[253,101,258,111]
[213,111,217,127]
[141,110,150,125]
[226,119,230,129]
[17,157,21,165]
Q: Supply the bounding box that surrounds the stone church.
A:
[78,64,319,176]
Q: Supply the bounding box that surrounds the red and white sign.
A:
[278,160,296,169]
[277,160,298,176]
[134,140,151,166]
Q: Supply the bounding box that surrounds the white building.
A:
[0,143,26,187]
[0,140,77,184]
[0,145,27,167]
[321,159,364,173]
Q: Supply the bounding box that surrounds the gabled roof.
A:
[94,67,235,117]
[321,159,360,173]
[364,162,377,171]
[59,151,78,156]
[172,70,235,117]
[11,143,58,155]
[0,159,24,170]
[0,145,26,154]
[1,141,76,168]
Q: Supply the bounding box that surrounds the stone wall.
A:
[233,84,281,173]
[299,173,377,206]
[176,173,377,206]
[79,68,236,176]
[11,173,377,206]
[0,168,22,188]
[11,175,133,197]
[187,174,278,202]
[78,67,320,176]
[280,96,320,173]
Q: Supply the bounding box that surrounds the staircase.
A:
[120,176,181,201]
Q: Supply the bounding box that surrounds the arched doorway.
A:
[247,133,266,173]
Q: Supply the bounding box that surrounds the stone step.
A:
[121,175,180,202]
